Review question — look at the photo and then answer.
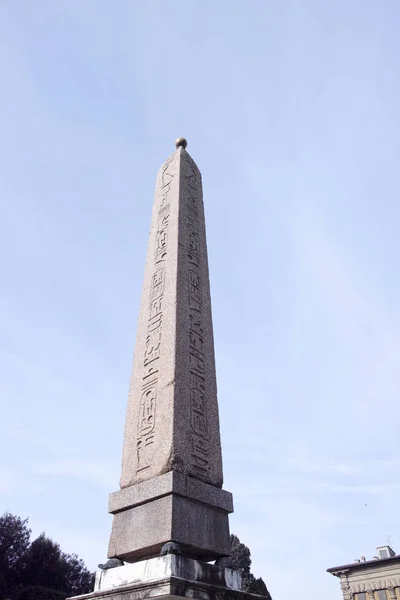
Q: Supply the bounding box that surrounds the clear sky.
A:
[1,2,400,599]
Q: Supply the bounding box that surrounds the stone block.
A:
[67,555,272,600]
[94,555,242,593]
[108,496,173,561]
[108,472,233,514]
[185,476,233,512]
[170,495,231,559]
[108,492,231,562]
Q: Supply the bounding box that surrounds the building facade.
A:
[328,547,400,600]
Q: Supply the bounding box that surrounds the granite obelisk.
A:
[107,138,232,563]
[68,140,273,600]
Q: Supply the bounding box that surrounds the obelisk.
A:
[107,138,233,562]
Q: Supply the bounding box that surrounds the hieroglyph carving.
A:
[136,157,174,473]
[184,154,210,477]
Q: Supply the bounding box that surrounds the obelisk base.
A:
[107,472,233,562]
[68,555,269,600]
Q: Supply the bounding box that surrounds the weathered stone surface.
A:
[109,472,233,514]
[108,496,173,561]
[67,555,271,600]
[67,555,272,600]
[69,582,268,600]
[119,147,223,490]
[107,493,231,562]
[108,472,183,513]
[94,555,242,593]
[185,476,233,512]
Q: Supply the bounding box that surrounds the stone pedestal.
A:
[68,555,267,600]
[108,472,232,561]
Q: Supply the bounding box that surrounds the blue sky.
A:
[1,1,400,598]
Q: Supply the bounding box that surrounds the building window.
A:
[377,591,387,600]
[356,593,367,600]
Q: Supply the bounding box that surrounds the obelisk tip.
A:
[175,137,188,150]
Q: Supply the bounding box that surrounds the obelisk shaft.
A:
[108,142,232,562]
[120,146,223,489]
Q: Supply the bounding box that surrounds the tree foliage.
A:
[230,534,272,600]
[0,513,94,600]
[62,553,94,597]
[0,513,31,599]
[15,586,66,600]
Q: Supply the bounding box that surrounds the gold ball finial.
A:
[175,137,188,149]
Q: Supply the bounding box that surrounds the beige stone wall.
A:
[337,563,400,600]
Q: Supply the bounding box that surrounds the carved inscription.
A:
[160,158,174,208]
[187,219,199,266]
[155,210,169,264]
[184,155,210,477]
[136,158,174,472]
